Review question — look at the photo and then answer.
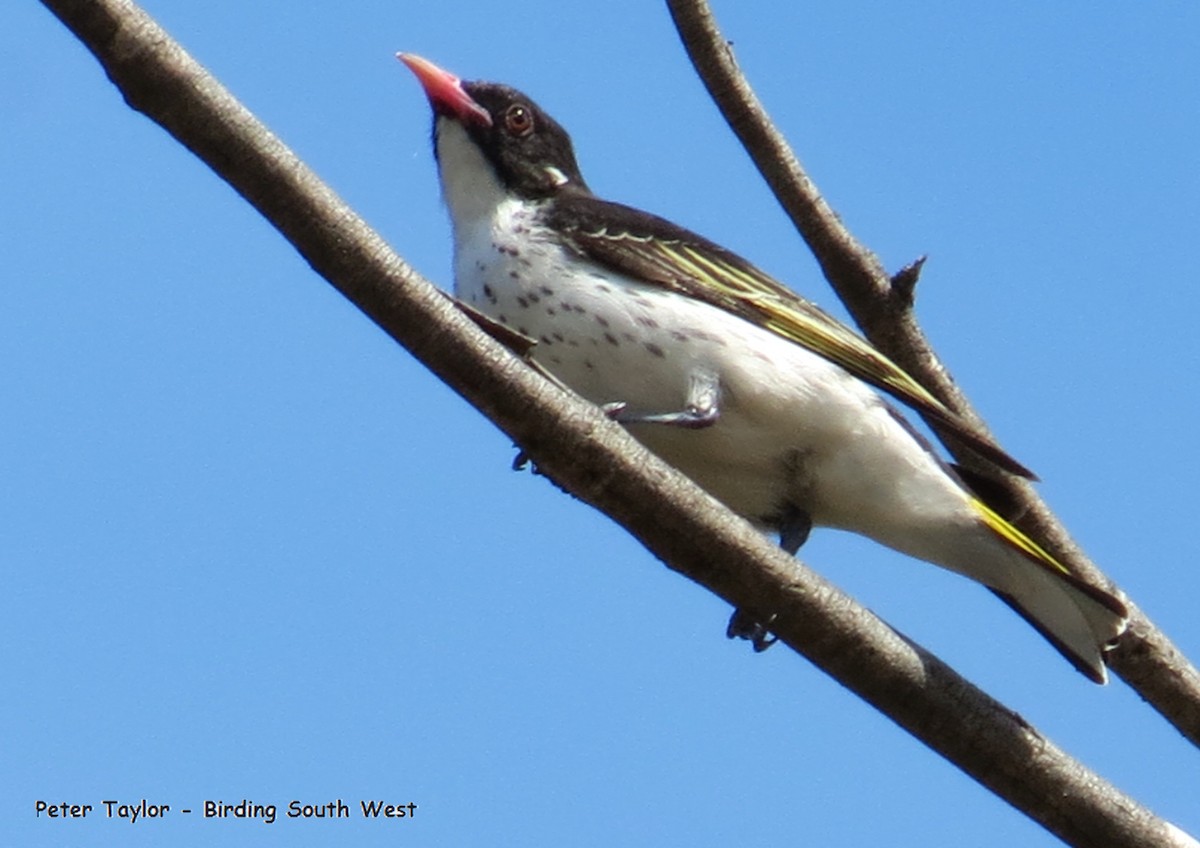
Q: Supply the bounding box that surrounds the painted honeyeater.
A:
[399,53,1128,683]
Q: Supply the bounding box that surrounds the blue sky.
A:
[5,2,1199,845]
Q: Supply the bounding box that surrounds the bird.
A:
[398,53,1128,683]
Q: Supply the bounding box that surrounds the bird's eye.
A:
[504,104,534,137]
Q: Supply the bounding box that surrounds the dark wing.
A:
[546,193,1034,479]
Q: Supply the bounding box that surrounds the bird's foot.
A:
[728,505,810,652]
[512,448,546,476]
[727,609,778,652]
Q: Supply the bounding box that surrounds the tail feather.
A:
[991,572,1126,684]
[970,498,1128,683]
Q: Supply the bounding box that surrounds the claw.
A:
[728,505,811,652]
[601,401,628,419]
[727,610,778,651]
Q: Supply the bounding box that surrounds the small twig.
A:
[891,255,927,306]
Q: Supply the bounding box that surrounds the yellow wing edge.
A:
[970,497,1070,577]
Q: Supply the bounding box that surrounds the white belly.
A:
[453,198,976,556]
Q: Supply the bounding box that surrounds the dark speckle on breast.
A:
[691,330,727,347]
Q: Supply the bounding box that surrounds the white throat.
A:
[434,118,509,236]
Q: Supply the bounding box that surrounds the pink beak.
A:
[397,53,493,127]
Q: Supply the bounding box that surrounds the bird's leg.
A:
[728,505,813,652]
[778,505,813,556]
[602,368,720,430]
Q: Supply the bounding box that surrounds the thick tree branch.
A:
[36,0,1196,846]
[665,0,1200,747]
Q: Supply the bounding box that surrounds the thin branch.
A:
[35,0,1195,846]
[665,0,1200,747]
